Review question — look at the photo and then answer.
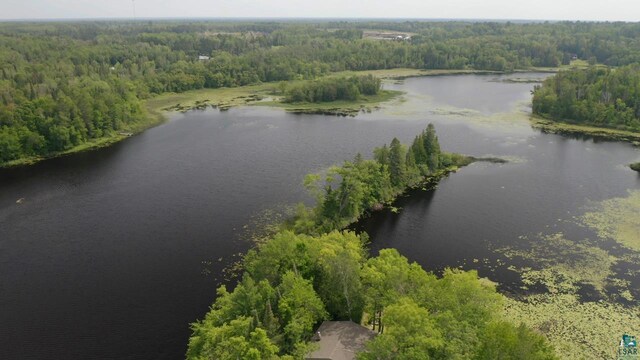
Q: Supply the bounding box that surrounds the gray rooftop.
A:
[306,321,376,360]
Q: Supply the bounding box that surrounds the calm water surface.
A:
[1,73,638,359]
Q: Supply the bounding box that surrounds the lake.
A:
[1,73,638,359]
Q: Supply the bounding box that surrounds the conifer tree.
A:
[424,123,441,172]
[389,138,406,189]
[373,144,390,166]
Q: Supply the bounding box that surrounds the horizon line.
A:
[0,16,637,23]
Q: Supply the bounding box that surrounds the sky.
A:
[2,0,640,22]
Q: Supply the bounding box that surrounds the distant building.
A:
[198,55,210,61]
[306,321,376,360]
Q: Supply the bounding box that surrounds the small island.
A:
[269,74,399,116]
[631,162,640,172]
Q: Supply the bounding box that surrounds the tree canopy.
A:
[532,64,640,131]
[4,20,640,164]
[187,124,556,360]
[283,75,382,103]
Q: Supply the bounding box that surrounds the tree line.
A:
[532,64,640,131]
[186,125,557,359]
[3,20,640,164]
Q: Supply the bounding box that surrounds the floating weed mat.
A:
[498,233,616,295]
[582,190,640,252]
[495,230,640,359]
[504,294,640,360]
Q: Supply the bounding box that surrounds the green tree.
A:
[405,148,421,185]
[361,249,436,316]
[475,321,558,360]
[313,231,366,322]
[389,137,406,189]
[186,317,279,360]
[357,298,444,360]
[410,133,428,169]
[277,271,328,351]
[425,270,504,359]
[423,124,441,172]
[0,127,21,162]
[244,231,315,285]
[373,144,390,167]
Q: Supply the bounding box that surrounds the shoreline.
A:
[1,68,554,169]
[0,111,166,169]
[530,116,640,146]
[144,67,556,115]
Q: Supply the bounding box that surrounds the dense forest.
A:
[284,75,381,103]
[186,125,557,360]
[3,20,640,164]
[532,64,640,131]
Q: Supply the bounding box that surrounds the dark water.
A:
[1,73,639,359]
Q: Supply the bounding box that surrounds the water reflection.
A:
[1,73,639,359]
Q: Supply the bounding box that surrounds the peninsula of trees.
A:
[3,20,640,165]
[291,123,471,233]
[532,64,640,131]
[187,125,557,360]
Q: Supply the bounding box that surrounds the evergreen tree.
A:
[354,152,363,164]
[405,148,421,185]
[411,133,428,166]
[424,123,442,172]
[262,299,282,346]
[388,137,406,189]
[373,144,390,166]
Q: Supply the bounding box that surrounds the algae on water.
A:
[504,294,640,360]
[582,190,640,251]
[496,230,640,359]
[498,233,616,294]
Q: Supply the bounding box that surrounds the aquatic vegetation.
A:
[496,230,640,359]
[504,294,640,360]
[474,155,527,164]
[582,190,640,251]
[499,233,615,294]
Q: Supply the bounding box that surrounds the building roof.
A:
[306,321,376,360]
